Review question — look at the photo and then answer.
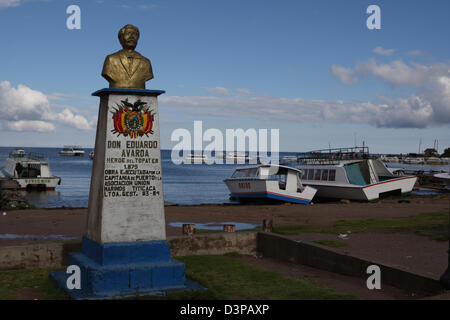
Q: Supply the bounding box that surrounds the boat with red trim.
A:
[224,164,317,204]
[285,146,417,202]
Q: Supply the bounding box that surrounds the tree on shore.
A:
[441,148,450,157]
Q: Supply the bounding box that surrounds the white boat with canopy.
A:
[283,147,417,202]
[224,164,317,204]
[183,152,208,164]
[1,149,61,191]
[59,145,85,156]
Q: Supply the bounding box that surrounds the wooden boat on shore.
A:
[224,164,317,204]
[284,147,417,202]
[1,149,61,191]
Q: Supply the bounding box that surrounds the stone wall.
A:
[0,232,257,270]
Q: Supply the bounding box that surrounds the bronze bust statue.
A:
[102,24,153,89]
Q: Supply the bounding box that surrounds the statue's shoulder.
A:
[104,50,122,61]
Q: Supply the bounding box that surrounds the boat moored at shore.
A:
[285,147,417,202]
[224,164,317,204]
[1,150,61,191]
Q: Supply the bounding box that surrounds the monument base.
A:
[50,237,204,300]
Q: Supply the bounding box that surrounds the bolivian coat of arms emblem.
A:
[111,99,154,138]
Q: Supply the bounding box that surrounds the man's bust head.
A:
[118,24,140,51]
[101,24,154,89]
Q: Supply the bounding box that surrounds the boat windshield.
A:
[231,168,258,178]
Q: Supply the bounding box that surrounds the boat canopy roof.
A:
[234,164,303,174]
[281,146,372,165]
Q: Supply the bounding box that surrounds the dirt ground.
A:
[0,194,449,299]
[235,255,417,300]
[0,194,447,244]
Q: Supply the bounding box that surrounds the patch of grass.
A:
[332,211,448,234]
[0,268,68,300]
[313,240,348,248]
[1,255,356,300]
[175,254,356,300]
[271,211,449,241]
[415,230,449,242]
[6,203,37,211]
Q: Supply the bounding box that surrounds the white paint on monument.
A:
[87,93,166,243]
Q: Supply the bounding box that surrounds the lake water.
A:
[0,147,278,208]
[1,147,447,208]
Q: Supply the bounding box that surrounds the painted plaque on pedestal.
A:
[87,88,166,243]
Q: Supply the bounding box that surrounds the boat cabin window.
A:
[267,167,288,190]
[17,163,41,178]
[277,169,287,190]
[232,168,258,178]
[301,169,308,180]
[322,169,329,181]
[314,169,322,180]
[297,173,303,192]
[247,168,258,177]
[302,168,336,181]
[329,169,336,181]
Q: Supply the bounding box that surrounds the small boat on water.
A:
[379,155,399,163]
[425,157,442,165]
[1,149,61,191]
[225,152,254,163]
[184,152,208,164]
[59,145,85,157]
[284,147,417,202]
[224,164,317,204]
[402,157,425,165]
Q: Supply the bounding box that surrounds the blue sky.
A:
[0,0,449,154]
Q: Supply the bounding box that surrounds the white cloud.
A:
[47,93,71,101]
[332,59,448,88]
[0,81,52,121]
[159,95,373,124]
[160,70,450,129]
[328,59,450,128]
[48,108,92,131]
[330,65,358,85]
[0,81,93,132]
[0,0,20,8]
[373,46,395,56]
[203,86,230,95]
[236,88,251,95]
[7,120,55,132]
[407,50,424,56]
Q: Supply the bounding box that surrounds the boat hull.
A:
[11,177,61,190]
[224,178,316,204]
[304,176,417,201]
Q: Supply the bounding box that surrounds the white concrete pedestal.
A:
[87,88,166,243]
